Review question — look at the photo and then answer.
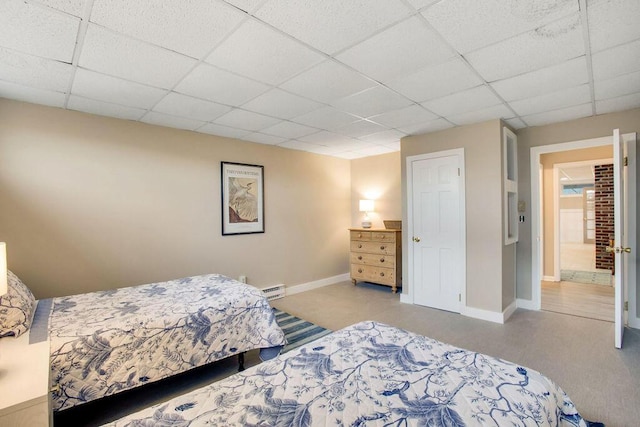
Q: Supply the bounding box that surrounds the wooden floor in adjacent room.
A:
[541,280,615,322]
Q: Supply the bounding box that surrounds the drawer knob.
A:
[358,256,362,260]
[380,258,385,263]
[358,268,363,273]
[358,244,362,249]
[380,272,385,277]
[358,233,362,238]
[380,245,385,250]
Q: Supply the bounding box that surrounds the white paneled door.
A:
[613,129,627,349]
[410,151,464,312]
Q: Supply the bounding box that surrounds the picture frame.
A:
[221,161,265,235]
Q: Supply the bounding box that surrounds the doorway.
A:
[542,156,614,322]
[530,132,637,346]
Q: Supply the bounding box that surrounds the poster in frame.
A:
[221,162,265,235]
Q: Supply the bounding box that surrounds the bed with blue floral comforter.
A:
[105,320,588,426]
[48,274,286,412]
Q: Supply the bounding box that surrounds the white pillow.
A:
[0,270,36,337]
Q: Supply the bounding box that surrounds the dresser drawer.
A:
[350,252,395,268]
[350,264,395,285]
[350,230,371,241]
[350,240,396,255]
[371,231,396,243]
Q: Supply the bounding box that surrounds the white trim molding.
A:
[517,298,537,310]
[285,273,350,296]
[461,300,517,324]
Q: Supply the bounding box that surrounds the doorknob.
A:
[412,237,421,242]
[605,246,616,253]
[606,246,633,254]
[623,247,632,253]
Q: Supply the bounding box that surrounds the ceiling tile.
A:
[174,63,269,107]
[67,95,146,121]
[509,84,591,116]
[79,25,197,89]
[592,39,640,81]
[213,108,281,131]
[298,130,360,147]
[90,0,246,58]
[595,70,640,101]
[277,140,337,155]
[241,88,322,119]
[221,0,264,13]
[206,19,324,85]
[521,103,592,127]
[242,132,287,145]
[466,14,584,82]
[332,86,413,118]
[446,103,513,126]
[0,0,79,62]
[369,105,438,128]
[490,56,588,101]
[71,68,167,109]
[398,118,453,135]
[279,60,375,104]
[336,16,455,83]
[37,0,86,17]
[387,58,483,103]
[358,129,405,144]
[254,0,412,55]
[197,123,252,139]
[423,0,578,54]
[291,106,359,129]
[141,111,206,131]
[504,117,527,129]
[405,0,439,11]
[260,121,319,139]
[380,140,401,151]
[152,92,231,122]
[0,80,66,108]
[422,85,501,117]
[333,120,388,138]
[588,0,640,53]
[0,47,73,92]
[595,92,640,115]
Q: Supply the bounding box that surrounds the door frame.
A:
[530,134,637,329]
[405,148,467,309]
[552,158,612,281]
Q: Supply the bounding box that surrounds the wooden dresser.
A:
[349,228,402,293]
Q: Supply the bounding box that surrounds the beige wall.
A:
[350,152,401,229]
[540,146,612,277]
[0,99,351,298]
[402,119,509,313]
[516,108,640,325]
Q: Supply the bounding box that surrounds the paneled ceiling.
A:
[1,0,639,159]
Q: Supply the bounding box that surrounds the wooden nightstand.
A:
[349,228,402,293]
[0,333,51,426]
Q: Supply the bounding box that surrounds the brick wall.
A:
[594,164,614,271]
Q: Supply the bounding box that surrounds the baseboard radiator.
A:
[261,284,286,301]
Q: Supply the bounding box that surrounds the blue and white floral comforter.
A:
[105,321,587,427]
[49,274,286,412]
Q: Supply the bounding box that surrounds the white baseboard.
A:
[502,300,518,322]
[285,273,350,296]
[628,314,640,329]
[400,293,412,304]
[460,305,505,324]
[542,275,556,282]
[517,298,538,310]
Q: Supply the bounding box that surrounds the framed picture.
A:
[221,162,265,235]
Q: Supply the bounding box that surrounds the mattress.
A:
[47,274,286,411]
[104,320,587,426]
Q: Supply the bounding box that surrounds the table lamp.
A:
[359,199,374,229]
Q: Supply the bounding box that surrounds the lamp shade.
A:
[0,242,7,296]
[359,199,374,212]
